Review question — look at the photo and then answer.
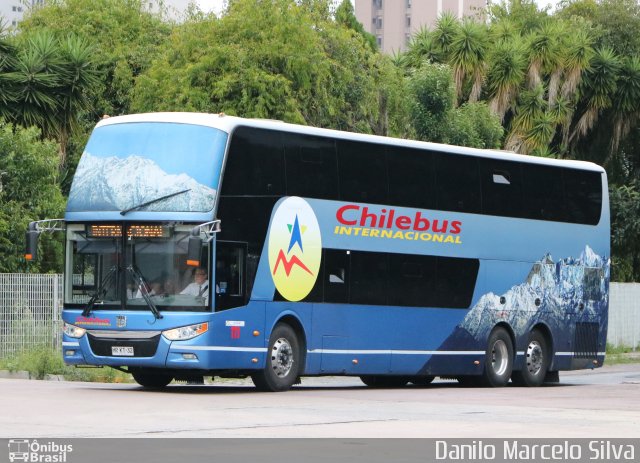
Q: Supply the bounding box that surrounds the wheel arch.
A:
[272,313,308,375]
[529,322,555,369]
[493,321,517,361]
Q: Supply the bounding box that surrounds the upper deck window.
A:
[67,122,227,213]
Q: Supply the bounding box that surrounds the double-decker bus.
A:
[27,112,609,391]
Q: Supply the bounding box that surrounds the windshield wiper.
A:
[126,265,163,320]
[120,189,191,216]
[82,265,118,316]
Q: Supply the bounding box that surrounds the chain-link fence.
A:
[0,274,62,358]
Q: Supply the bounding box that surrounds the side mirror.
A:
[186,233,203,267]
[25,222,40,261]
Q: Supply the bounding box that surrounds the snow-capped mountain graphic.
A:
[427,246,609,359]
[67,153,216,212]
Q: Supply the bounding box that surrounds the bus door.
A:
[214,240,247,311]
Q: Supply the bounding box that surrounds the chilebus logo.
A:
[268,197,322,301]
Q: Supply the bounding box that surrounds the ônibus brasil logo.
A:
[268,197,322,301]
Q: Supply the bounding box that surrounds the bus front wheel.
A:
[511,330,550,387]
[131,369,173,388]
[481,327,514,387]
[252,323,301,392]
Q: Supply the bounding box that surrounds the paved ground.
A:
[1,364,639,438]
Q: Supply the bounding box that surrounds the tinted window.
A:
[337,140,387,204]
[387,254,437,307]
[564,169,602,225]
[323,249,349,303]
[289,249,478,309]
[434,153,481,213]
[222,127,285,196]
[388,147,435,209]
[480,159,523,217]
[350,251,387,305]
[522,164,565,221]
[285,134,338,199]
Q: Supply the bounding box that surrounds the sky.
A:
[196,0,557,15]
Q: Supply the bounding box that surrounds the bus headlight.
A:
[63,322,86,338]
[162,322,208,341]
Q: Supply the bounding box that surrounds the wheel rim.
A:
[271,337,294,378]
[491,339,509,376]
[525,340,544,376]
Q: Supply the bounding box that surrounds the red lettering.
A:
[432,219,449,233]
[359,207,377,227]
[386,209,395,228]
[413,212,430,231]
[337,205,359,225]
[450,221,462,234]
[395,215,411,230]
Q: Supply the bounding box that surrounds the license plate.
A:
[112,346,134,356]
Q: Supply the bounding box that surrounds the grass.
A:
[604,343,640,365]
[0,346,131,383]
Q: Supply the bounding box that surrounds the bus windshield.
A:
[66,122,227,213]
[65,224,211,312]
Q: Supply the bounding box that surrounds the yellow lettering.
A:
[381,230,393,238]
[420,233,432,241]
[444,235,454,243]
[405,232,415,240]
[370,229,380,238]
[455,236,462,244]
[393,231,405,239]
[433,234,444,242]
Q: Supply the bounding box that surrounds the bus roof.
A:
[96,112,605,174]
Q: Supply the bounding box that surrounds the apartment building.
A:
[355,0,488,53]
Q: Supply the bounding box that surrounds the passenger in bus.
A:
[180,267,209,302]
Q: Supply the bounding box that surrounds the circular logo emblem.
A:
[268,197,322,301]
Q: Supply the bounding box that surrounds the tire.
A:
[251,323,301,392]
[481,327,514,387]
[131,369,173,388]
[410,375,435,386]
[360,376,409,388]
[511,330,550,387]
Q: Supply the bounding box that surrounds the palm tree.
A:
[485,38,527,121]
[571,47,621,143]
[431,12,459,63]
[449,19,488,103]
[505,84,547,153]
[525,21,562,91]
[610,56,640,153]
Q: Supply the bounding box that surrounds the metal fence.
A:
[0,273,62,358]
[608,283,640,349]
[0,275,638,358]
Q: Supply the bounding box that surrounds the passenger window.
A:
[285,135,338,200]
[434,153,481,213]
[337,140,387,204]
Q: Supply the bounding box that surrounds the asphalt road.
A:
[1,364,639,438]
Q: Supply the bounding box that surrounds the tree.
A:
[19,0,172,118]
[0,31,101,164]
[0,121,65,273]
[407,62,503,148]
[132,0,407,136]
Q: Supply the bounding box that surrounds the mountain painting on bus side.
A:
[66,122,226,213]
[422,246,609,373]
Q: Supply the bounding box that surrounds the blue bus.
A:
[27,112,609,391]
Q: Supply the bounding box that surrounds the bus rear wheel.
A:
[511,330,550,387]
[251,323,301,392]
[360,376,409,388]
[481,327,514,387]
[131,369,173,388]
